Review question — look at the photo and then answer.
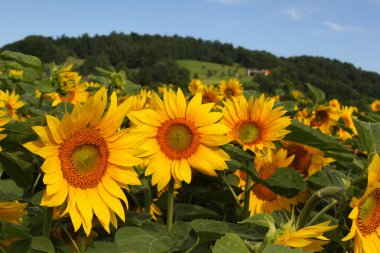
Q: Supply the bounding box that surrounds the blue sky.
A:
[1,0,379,73]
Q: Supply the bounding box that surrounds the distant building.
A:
[247,68,271,77]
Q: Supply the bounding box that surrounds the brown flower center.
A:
[157,118,200,160]
[357,188,380,236]
[59,128,109,188]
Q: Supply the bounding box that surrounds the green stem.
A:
[222,174,242,209]
[143,181,152,215]
[42,207,54,238]
[62,226,80,253]
[242,174,252,220]
[306,199,338,227]
[38,92,44,109]
[297,186,343,229]
[31,173,42,194]
[167,179,175,231]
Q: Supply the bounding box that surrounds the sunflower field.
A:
[0,50,380,253]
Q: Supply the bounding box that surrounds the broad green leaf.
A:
[168,222,195,252]
[222,145,254,161]
[174,204,220,220]
[284,120,354,161]
[0,152,33,188]
[38,78,55,92]
[0,50,41,67]
[353,118,379,155]
[191,219,263,243]
[307,168,345,191]
[265,167,306,198]
[305,83,325,103]
[240,213,275,228]
[86,242,121,253]
[262,244,307,253]
[0,179,23,201]
[123,211,152,226]
[31,236,55,253]
[275,100,296,112]
[5,239,36,253]
[212,234,249,253]
[115,226,173,253]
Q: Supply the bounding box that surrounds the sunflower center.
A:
[224,88,234,97]
[311,110,328,127]
[59,128,109,189]
[357,188,380,236]
[238,122,261,144]
[157,118,200,160]
[252,165,277,201]
[71,145,100,173]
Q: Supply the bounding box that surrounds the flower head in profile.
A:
[23,89,143,235]
[342,154,380,253]
[276,220,337,252]
[128,88,231,191]
[371,100,380,112]
[188,79,204,94]
[55,64,81,91]
[201,84,222,107]
[8,69,23,80]
[47,84,89,107]
[219,78,243,99]
[282,141,334,178]
[337,106,358,140]
[222,95,291,159]
[0,201,28,224]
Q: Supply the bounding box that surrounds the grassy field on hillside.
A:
[176,59,253,85]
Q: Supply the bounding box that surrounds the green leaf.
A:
[353,118,380,155]
[222,145,254,161]
[115,226,173,253]
[265,167,306,198]
[0,179,23,201]
[31,236,55,253]
[240,213,275,228]
[0,152,33,189]
[275,100,296,112]
[305,83,325,104]
[174,204,220,221]
[212,234,249,253]
[38,78,55,92]
[307,168,345,191]
[191,219,263,243]
[0,50,41,67]
[284,120,353,161]
[86,242,121,253]
[262,244,307,253]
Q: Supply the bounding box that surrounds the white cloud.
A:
[282,8,303,20]
[323,21,360,32]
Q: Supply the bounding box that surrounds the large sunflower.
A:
[247,149,306,215]
[342,154,380,253]
[222,95,291,158]
[276,220,337,252]
[282,141,334,178]
[23,89,143,235]
[128,88,231,191]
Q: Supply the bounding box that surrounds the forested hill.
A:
[2,32,380,105]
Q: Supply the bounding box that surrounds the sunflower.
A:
[0,90,25,121]
[201,84,222,106]
[329,99,341,110]
[337,106,358,140]
[128,88,231,191]
[292,90,303,100]
[0,110,11,151]
[0,201,28,224]
[8,69,23,80]
[342,154,380,253]
[371,100,380,112]
[56,64,81,91]
[276,220,337,252]
[48,84,90,107]
[282,141,334,178]
[222,95,291,159]
[23,89,143,236]
[219,78,243,99]
[246,149,306,215]
[188,79,204,94]
[309,105,339,135]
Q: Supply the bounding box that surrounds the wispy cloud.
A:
[206,0,244,5]
[282,8,304,20]
[323,21,362,32]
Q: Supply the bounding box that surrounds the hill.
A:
[2,32,380,106]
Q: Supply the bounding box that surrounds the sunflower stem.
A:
[297,186,343,229]
[167,179,175,231]
[62,226,80,253]
[42,207,54,238]
[221,173,242,209]
[306,198,338,227]
[242,174,252,220]
[143,180,152,216]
